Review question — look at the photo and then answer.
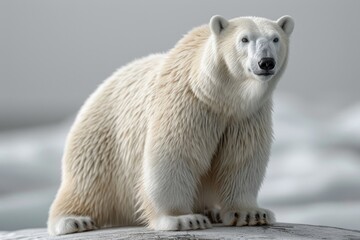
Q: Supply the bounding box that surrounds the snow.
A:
[259,95,360,231]
[0,95,359,231]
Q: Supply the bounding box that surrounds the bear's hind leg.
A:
[48,185,99,235]
[48,215,96,235]
[48,180,115,236]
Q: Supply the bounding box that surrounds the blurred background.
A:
[1,0,360,232]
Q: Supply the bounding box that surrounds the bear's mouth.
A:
[254,71,275,76]
[248,68,275,77]
[255,72,274,76]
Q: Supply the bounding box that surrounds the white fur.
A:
[154,214,212,231]
[277,16,295,36]
[210,15,229,35]
[50,216,96,235]
[222,208,276,226]
[48,15,294,235]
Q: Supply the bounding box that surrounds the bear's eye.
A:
[273,37,279,43]
[241,37,249,43]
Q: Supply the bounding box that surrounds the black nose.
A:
[258,58,275,70]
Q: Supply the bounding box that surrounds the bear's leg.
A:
[141,104,226,231]
[48,215,96,235]
[47,185,99,235]
[48,173,117,235]
[152,214,212,230]
[141,156,213,230]
[221,208,275,226]
[212,117,276,226]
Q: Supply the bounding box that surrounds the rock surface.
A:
[1,223,360,240]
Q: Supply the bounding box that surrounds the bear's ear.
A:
[210,15,229,36]
[276,15,294,36]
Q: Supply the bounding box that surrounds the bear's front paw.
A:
[152,214,212,231]
[222,208,275,226]
[49,216,97,235]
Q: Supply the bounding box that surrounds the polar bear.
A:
[48,15,294,235]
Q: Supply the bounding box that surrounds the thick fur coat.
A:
[48,15,294,235]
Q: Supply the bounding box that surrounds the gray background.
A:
[1,0,360,232]
[1,0,360,130]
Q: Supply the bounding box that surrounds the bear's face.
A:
[200,15,294,115]
[209,15,294,83]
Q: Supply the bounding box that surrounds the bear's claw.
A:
[153,214,212,231]
[222,208,275,226]
[50,216,97,235]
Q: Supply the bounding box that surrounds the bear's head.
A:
[208,15,294,82]
[198,15,294,115]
